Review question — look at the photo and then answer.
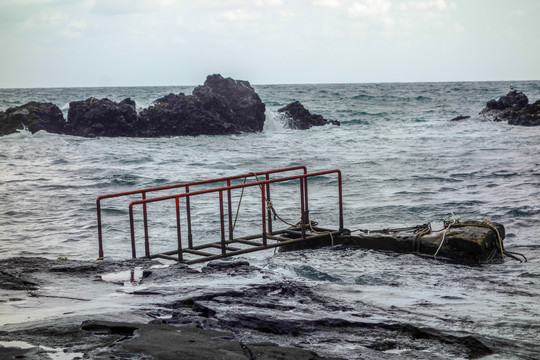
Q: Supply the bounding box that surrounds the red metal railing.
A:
[97,166,307,257]
[128,169,343,260]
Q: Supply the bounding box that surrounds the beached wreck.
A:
[96,167,522,265]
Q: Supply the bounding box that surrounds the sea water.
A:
[0,81,539,358]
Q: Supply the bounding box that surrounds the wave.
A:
[352,94,376,100]
[263,110,288,133]
[505,206,540,217]
[347,119,370,125]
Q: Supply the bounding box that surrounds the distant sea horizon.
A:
[1,77,539,90]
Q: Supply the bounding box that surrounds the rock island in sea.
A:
[480,90,540,126]
[0,74,267,137]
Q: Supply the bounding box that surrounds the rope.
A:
[350,223,430,235]
[414,223,432,253]
[231,176,248,232]
[433,217,527,263]
[450,220,506,260]
[266,199,298,227]
[453,221,528,262]
[307,219,334,247]
[433,218,456,258]
[503,251,528,263]
[249,172,300,228]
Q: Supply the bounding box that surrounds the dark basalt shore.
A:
[0,74,267,137]
[480,90,540,126]
[0,257,497,360]
[278,101,340,129]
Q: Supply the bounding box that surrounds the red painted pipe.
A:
[127,170,343,259]
[97,166,306,257]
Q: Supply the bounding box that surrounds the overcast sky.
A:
[1,0,539,88]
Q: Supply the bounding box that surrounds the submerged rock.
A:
[450,115,471,121]
[480,91,540,126]
[0,101,64,136]
[278,101,340,129]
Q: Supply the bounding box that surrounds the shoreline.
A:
[0,256,501,360]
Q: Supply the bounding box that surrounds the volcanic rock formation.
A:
[138,74,266,136]
[278,101,340,130]
[0,101,64,136]
[480,90,540,126]
[0,74,267,137]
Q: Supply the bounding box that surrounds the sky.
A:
[0,0,539,88]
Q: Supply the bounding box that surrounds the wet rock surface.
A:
[65,97,139,137]
[0,256,519,359]
[138,74,266,136]
[278,101,340,129]
[0,101,64,136]
[450,115,470,121]
[480,90,540,126]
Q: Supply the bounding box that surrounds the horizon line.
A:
[1,78,539,90]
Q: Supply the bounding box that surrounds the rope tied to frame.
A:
[432,215,527,262]
[350,223,432,236]
[232,172,303,231]
[433,213,460,258]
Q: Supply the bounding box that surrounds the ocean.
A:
[0,80,539,359]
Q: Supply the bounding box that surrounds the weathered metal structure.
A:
[97,167,512,264]
[97,167,343,264]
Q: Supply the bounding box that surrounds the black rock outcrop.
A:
[138,74,265,136]
[278,101,340,130]
[0,74,267,137]
[450,115,471,121]
[65,97,138,137]
[480,91,540,126]
[0,101,64,136]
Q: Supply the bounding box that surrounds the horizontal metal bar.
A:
[266,235,290,242]
[233,239,264,247]
[130,170,341,207]
[182,249,215,257]
[207,244,242,252]
[184,231,342,265]
[98,166,307,258]
[153,253,181,261]
[98,166,308,201]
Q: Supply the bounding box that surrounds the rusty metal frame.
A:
[96,166,307,257]
[127,169,343,263]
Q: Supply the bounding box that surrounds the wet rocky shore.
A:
[0,256,503,360]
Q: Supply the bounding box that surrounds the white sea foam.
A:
[262,110,287,133]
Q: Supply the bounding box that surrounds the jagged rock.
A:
[138,74,266,136]
[507,99,540,126]
[1,75,266,138]
[482,90,529,113]
[0,101,64,136]
[480,91,540,126]
[65,97,138,137]
[278,101,340,130]
[81,320,343,360]
[192,74,266,133]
